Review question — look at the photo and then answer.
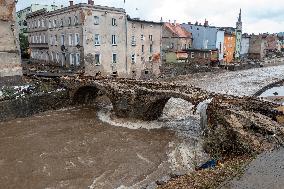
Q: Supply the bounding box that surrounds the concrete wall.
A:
[0,0,22,77]
[0,91,70,122]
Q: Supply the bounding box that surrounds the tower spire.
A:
[238,8,242,22]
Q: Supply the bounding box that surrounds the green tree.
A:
[19,33,29,59]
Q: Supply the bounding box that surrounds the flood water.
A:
[0,97,207,189]
[260,86,284,105]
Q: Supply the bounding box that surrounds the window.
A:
[38,20,41,27]
[94,16,99,25]
[54,35,58,45]
[68,17,72,26]
[51,52,54,61]
[75,33,80,45]
[95,54,101,65]
[68,34,73,46]
[61,34,65,46]
[184,44,187,49]
[112,18,117,26]
[112,53,117,63]
[141,35,144,41]
[131,36,136,46]
[150,44,153,53]
[60,19,64,27]
[141,24,144,29]
[56,53,59,62]
[61,53,65,65]
[131,54,136,63]
[53,19,57,27]
[191,52,194,59]
[94,34,100,45]
[149,35,153,41]
[43,35,46,43]
[76,53,80,65]
[49,20,52,28]
[41,19,45,27]
[142,45,144,53]
[74,16,79,25]
[112,35,117,45]
[70,53,74,65]
[50,35,53,45]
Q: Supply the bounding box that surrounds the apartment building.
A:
[26,1,162,79]
[16,4,58,35]
[127,17,162,79]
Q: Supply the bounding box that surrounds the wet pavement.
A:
[222,148,284,189]
[0,97,206,189]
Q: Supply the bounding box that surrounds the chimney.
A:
[69,1,74,6]
[188,22,191,25]
[88,0,94,5]
[204,19,209,27]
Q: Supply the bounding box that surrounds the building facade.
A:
[223,31,236,63]
[0,0,22,77]
[162,22,192,52]
[127,18,162,79]
[240,34,250,58]
[248,35,267,60]
[16,4,58,35]
[265,34,281,52]
[26,1,162,79]
[181,21,224,62]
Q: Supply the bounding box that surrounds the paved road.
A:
[222,147,284,189]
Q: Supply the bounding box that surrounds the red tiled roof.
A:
[164,22,191,38]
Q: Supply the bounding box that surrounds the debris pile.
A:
[204,96,284,156]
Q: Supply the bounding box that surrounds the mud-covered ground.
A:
[169,64,284,96]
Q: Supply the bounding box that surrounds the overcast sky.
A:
[16,0,284,34]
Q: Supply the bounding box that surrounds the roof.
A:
[127,16,163,25]
[164,22,191,38]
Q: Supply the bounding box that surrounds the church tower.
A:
[236,9,242,31]
[235,9,242,59]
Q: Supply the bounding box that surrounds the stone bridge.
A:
[59,76,284,155]
[61,77,280,121]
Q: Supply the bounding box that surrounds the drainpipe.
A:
[125,14,128,76]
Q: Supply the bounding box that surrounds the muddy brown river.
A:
[0,97,206,189]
